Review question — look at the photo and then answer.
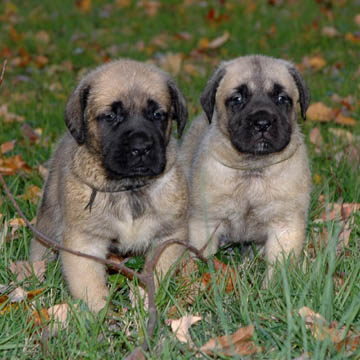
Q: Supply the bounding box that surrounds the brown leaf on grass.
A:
[9,26,23,42]
[7,286,27,302]
[0,154,31,175]
[115,0,131,8]
[354,14,360,26]
[174,32,192,41]
[198,32,230,51]
[137,0,161,17]
[34,55,49,68]
[22,185,41,204]
[199,325,261,356]
[8,217,25,238]
[315,202,359,254]
[9,260,46,282]
[31,303,70,337]
[334,113,356,126]
[319,202,360,222]
[329,128,354,143]
[31,307,50,327]
[0,287,45,315]
[208,31,230,49]
[309,127,323,151]
[167,256,201,316]
[0,104,24,123]
[303,56,327,71]
[35,30,50,44]
[345,32,360,45]
[169,315,202,344]
[150,33,169,49]
[76,0,91,12]
[202,258,237,294]
[321,26,339,37]
[158,53,183,77]
[307,102,334,122]
[38,164,49,179]
[298,307,360,354]
[0,140,15,155]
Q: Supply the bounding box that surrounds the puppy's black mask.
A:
[97,99,168,179]
[226,83,292,156]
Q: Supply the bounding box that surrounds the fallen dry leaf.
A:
[307,102,334,122]
[34,55,49,68]
[309,127,324,149]
[304,56,327,71]
[346,32,360,45]
[298,306,360,353]
[1,287,45,315]
[31,307,50,327]
[137,0,160,17]
[21,122,41,143]
[158,52,183,77]
[8,217,25,238]
[35,30,50,44]
[354,14,360,26]
[45,303,71,336]
[0,154,31,175]
[169,315,202,344]
[321,26,339,38]
[0,140,15,155]
[208,31,230,50]
[9,260,46,282]
[202,258,237,294]
[318,202,360,222]
[22,185,41,205]
[115,0,131,8]
[199,325,261,356]
[0,104,24,123]
[334,113,356,126]
[38,164,49,179]
[76,0,91,12]
[328,128,354,143]
[7,286,27,302]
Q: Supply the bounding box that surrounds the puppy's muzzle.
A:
[128,133,154,159]
[247,110,276,133]
[124,131,155,171]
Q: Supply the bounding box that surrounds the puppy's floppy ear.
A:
[65,81,91,144]
[200,66,226,123]
[167,80,188,138]
[287,66,310,120]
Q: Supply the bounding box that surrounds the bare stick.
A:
[0,173,143,282]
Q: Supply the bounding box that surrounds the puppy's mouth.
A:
[253,139,271,155]
[106,166,162,179]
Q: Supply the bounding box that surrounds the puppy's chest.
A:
[223,174,276,240]
[99,192,160,248]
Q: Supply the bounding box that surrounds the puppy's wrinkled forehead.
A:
[90,61,171,112]
[218,56,298,99]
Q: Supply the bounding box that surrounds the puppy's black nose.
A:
[129,135,153,157]
[249,111,274,132]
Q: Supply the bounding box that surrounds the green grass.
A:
[1,0,360,358]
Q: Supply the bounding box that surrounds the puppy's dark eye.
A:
[277,95,286,104]
[232,95,243,104]
[104,112,117,122]
[153,109,166,120]
[228,94,245,108]
[275,93,291,106]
